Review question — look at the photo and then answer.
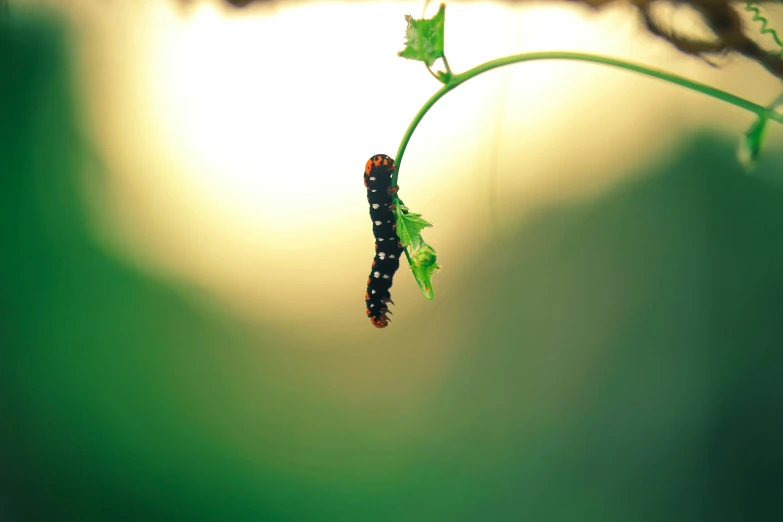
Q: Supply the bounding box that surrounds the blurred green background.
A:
[3,10,783,522]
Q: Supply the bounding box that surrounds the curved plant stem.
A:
[392,51,783,182]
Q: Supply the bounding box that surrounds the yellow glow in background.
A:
[42,0,771,329]
[5,3,783,520]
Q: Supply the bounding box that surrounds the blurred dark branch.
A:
[547,0,783,81]
[199,0,783,82]
[179,0,267,6]
[618,0,783,80]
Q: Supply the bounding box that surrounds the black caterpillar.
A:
[364,154,403,328]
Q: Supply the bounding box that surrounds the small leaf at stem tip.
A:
[410,241,439,300]
[435,69,452,84]
[738,116,768,171]
[399,3,446,68]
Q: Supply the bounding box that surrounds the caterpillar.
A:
[364,154,403,328]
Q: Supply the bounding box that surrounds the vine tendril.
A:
[744,2,783,55]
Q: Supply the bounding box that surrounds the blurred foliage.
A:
[170,0,783,82]
[570,0,783,81]
[177,0,264,7]
[3,11,783,522]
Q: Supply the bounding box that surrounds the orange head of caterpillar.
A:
[365,154,396,176]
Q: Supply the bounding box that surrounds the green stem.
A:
[441,55,453,77]
[425,63,441,82]
[392,51,783,182]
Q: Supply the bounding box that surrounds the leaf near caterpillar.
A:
[394,206,433,247]
[393,204,439,300]
[410,240,439,300]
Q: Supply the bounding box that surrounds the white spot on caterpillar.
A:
[372,204,380,209]
[375,220,382,225]
[389,255,396,259]
[371,189,377,193]
[369,177,376,181]
[378,252,386,260]
[386,220,391,223]
[382,274,390,279]
[371,289,376,294]
[378,238,384,241]
[373,271,380,278]
[370,303,375,307]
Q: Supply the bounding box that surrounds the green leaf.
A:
[409,241,439,300]
[393,206,433,247]
[738,116,767,170]
[392,203,438,299]
[398,3,446,68]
